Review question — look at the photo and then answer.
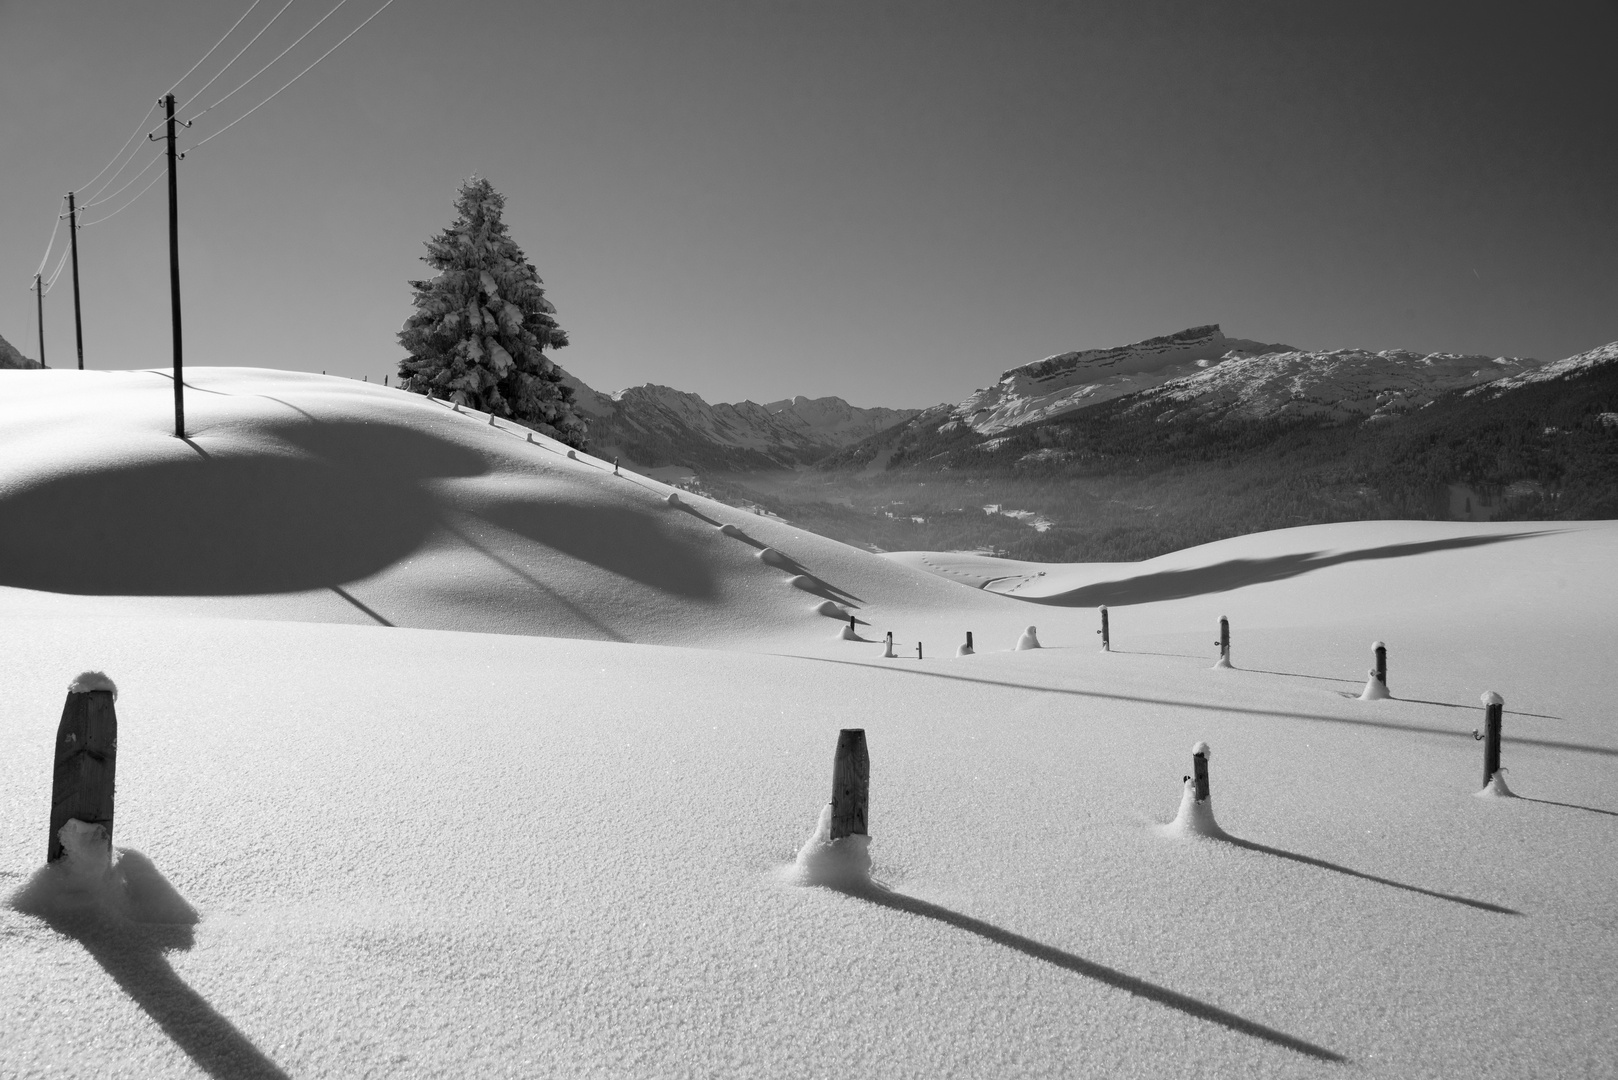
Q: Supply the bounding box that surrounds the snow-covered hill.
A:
[952,324,1296,435]
[1,365,1615,1079]
[559,368,919,471]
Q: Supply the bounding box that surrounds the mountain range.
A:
[559,324,1617,562]
[0,332,36,369]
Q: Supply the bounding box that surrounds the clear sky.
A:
[2,0,1614,409]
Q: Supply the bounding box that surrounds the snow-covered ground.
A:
[2,368,1614,1078]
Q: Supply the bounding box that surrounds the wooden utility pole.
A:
[68,191,84,370]
[152,93,185,438]
[34,273,45,368]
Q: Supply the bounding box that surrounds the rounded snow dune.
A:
[0,369,1027,647]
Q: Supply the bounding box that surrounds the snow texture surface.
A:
[2,366,1616,1079]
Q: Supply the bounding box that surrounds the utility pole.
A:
[151,93,185,438]
[68,191,84,370]
[34,273,45,368]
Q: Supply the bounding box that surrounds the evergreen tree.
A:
[398,177,586,447]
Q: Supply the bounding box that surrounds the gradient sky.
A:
[3,0,1614,409]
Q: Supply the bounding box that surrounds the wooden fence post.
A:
[1478,692,1503,787]
[1191,742,1211,803]
[1098,606,1110,652]
[1213,616,1231,668]
[916,642,923,660]
[829,729,869,841]
[1374,641,1387,690]
[884,632,896,658]
[49,678,118,863]
[958,631,974,657]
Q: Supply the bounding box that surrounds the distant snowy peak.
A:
[0,332,37,369]
[554,367,919,470]
[955,324,1295,434]
[1133,347,1547,423]
[1466,340,1618,397]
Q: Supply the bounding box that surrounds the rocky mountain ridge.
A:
[0,332,36,369]
[557,369,920,471]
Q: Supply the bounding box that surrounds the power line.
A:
[164,0,267,96]
[173,0,302,116]
[80,151,164,210]
[31,195,68,280]
[78,166,169,229]
[77,0,262,205]
[188,0,396,154]
[73,103,158,201]
[186,0,353,126]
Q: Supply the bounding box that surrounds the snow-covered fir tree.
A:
[398,178,586,447]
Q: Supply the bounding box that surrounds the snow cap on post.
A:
[68,671,118,700]
[1481,690,1503,706]
[1192,740,1211,760]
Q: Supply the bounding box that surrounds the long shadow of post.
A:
[832,884,1345,1063]
[1213,836,1520,914]
[36,910,291,1080]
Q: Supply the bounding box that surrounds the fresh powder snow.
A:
[2,366,1615,1079]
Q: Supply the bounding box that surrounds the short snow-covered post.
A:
[1016,625,1041,650]
[1478,691,1504,789]
[50,674,118,864]
[1165,740,1223,838]
[1360,640,1391,700]
[883,632,896,659]
[613,456,620,475]
[1098,606,1110,652]
[1191,742,1211,802]
[957,631,974,657]
[1213,616,1231,669]
[830,729,869,841]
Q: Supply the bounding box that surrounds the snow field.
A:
[1,367,1615,1077]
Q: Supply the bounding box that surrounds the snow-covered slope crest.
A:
[557,367,919,470]
[955,325,1295,435]
[1131,346,1546,423]
[1464,340,1618,397]
[0,367,1014,647]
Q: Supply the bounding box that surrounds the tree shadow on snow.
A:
[832,884,1345,1063]
[0,421,485,595]
[1212,836,1519,914]
[1025,532,1551,608]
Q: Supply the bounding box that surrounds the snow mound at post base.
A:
[791,804,872,889]
[1159,780,1228,840]
[8,820,197,926]
[1475,771,1518,799]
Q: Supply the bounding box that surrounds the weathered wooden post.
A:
[1098,606,1110,652]
[1478,691,1504,788]
[613,456,620,475]
[1191,742,1211,803]
[49,674,118,864]
[849,615,856,633]
[916,642,923,660]
[829,729,869,841]
[957,631,974,657]
[1216,616,1230,662]
[1360,640,1391,700]
[883,632,896,658]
